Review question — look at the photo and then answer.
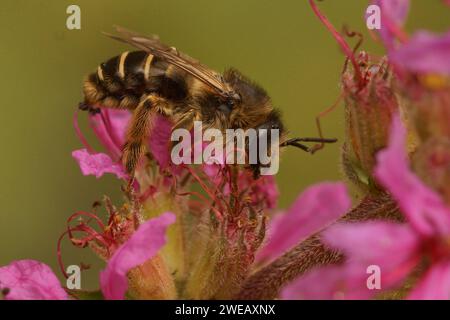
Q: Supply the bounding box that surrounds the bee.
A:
[80,27,336,178]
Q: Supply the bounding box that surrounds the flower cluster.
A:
[0,102,352,299]
[1,0,449,300]
[280,0,450,299]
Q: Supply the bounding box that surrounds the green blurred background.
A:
[0,0,448,290]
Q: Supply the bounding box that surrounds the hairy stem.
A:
[235,193,403,300]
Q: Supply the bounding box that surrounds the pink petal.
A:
[371,0,410,49]
[374,115,450,237]
[203,162,223,179]
[283,221,420,300]
[100,212,176,300]
[148,115,173,170]
[90,110,175,171]
[389,30,450,75]
[0,260,67,300]
[202,140,229,186]
[89,109,131,161]
[251,175,279,210]
[256,182,351,261]
[281,264,373,300]
[324,222,418,264]
[323,221,419,286]
[408,261,450,300]
[72,149,128,180]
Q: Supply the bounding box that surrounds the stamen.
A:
[57,210,114,279]
[138,185,157,203]
[67,211,106,230]
[182,165,225,220]
[309,0,364,88]
[73,110,95,153]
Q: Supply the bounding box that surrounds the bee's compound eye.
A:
[227,99,235,108]
[219,102,233,115]
[225,96,237,109]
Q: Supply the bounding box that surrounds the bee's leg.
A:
[81,74,140,113]
[172,109,201,131]
[170,110,201,152]
[82,74,106,111]
[122,94,169,175]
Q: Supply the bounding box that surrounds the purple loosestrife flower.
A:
[14,1,450,300]
[57,204,178,299]
[0,260,68,300]
[282,116,450,300]
[311,0,400,194]
[371,0,450,78]
[70,105,281,299]
[0,214,174,300]
[72,149,128,179]
[373,0,450,202]
[389,31,450,75]
[2,91,360,299]
[100,212,176,300]
[372,0,450,76]
[72,109,174,182]
[370,0,410,49]
[0,179,350,300]
[257,182,351,262]
[63,100,356,299]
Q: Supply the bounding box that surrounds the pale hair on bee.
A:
[80,27,337,179]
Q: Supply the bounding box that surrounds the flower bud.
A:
[127,254,177,299]
[395,76,450,203]
[341,53,400,193]
[138,173,189,284]
[399,80,450,141]
[184,210,266,299]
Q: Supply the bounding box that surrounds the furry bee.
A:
[81,27,336,178]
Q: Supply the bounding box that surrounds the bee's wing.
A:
[105,26,233,99]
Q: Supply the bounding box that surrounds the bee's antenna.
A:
[280,137,337,154]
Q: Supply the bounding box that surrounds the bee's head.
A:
[255,109,285,133]
[255,109,287,150]
[223,68,277,131]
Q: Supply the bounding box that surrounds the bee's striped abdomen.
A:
[101,51,149,81]
[98,51,148,93]
[84,51,154,110]
[83,50,191,111]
